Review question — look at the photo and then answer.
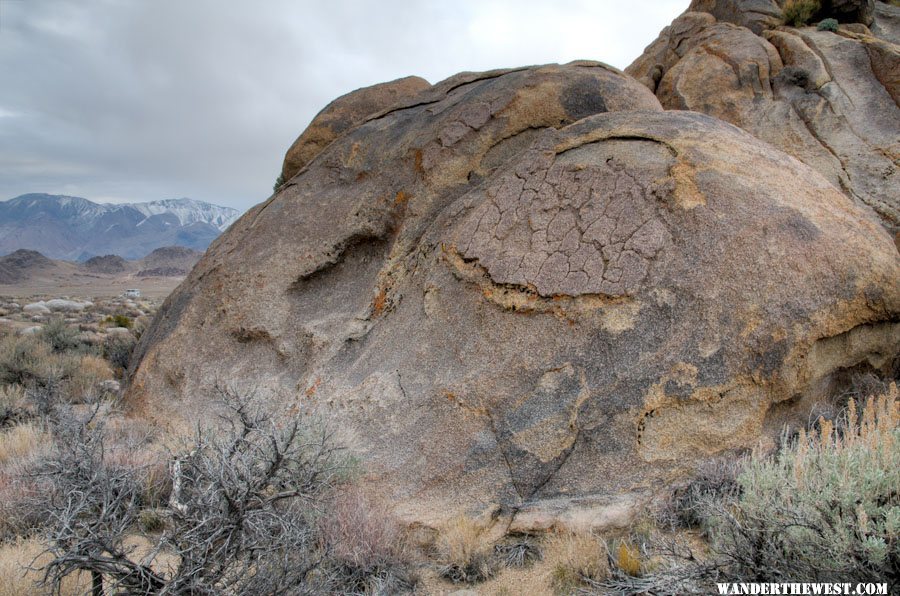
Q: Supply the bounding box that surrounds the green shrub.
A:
[273,172,286,192]
[138,508,166,533]
[783,0,821,26]
[817,18,839,32]
[705,385,899,586]
[41,317,83,353]
[103,334,136,373]
[103,314,132,329]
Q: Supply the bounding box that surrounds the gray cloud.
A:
[0,0,684,210]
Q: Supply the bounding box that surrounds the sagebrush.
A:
[705,385,899,586]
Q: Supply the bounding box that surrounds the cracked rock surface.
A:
[455,135,672,297]
[128,28,899,532]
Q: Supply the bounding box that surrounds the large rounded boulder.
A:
[127,62,899,531]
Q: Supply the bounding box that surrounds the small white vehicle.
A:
[124,289,141,298]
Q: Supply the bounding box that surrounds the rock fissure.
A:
[363,68,533,126]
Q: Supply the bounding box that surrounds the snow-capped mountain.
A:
[0,194,243,260]
[131,198,239,231]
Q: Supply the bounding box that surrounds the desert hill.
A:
[0,249,73,284]
[127,0,899,536]
[0,246,203,297]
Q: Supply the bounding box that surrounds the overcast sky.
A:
[0,0,685,211]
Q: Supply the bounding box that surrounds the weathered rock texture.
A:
[628,0,900,235]
[280,76,431,183]
[128,51,899,531]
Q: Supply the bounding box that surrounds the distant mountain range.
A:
[0,194,242,260]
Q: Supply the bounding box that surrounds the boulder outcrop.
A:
[628,0,900,235]
[128,14,899,532]
[280,76,431,183]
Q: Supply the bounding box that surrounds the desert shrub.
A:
[433,516,497,583]
[662,456,743,531]
[543,529,610,593]
[132,315,151,340]
[103,314,132,329]
[704,385,899,586]
[60,354,113,402]
[494,534,542,568]
[274,172,286,192]
[36,388,351,595]
[318,486,416,593]
[817,17,839,31]
[103,440,170,508]
[138,508,166,533]
[24,372,68,418]
[34,406,152,593]
[104,415,171,507]
[0,334,51,387]
[41,317,84,353]
[102,333,136,373]
[783,0,821,26]
[0,384,29,428]
[0,459,45,539]
[2,332,115,404]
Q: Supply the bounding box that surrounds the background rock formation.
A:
[628,0,900,236]
[128,10,899,532]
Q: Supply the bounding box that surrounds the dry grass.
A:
[0,384,26,411]
[0,468,39,538]
[64,354,113,400]
[0,423,50,465]
[319,486,406,571]
[543,530,609,594]
[433,516,496,583]
[614,540,642,576]
[122,534,180,579]
[782,0,821,26]
[0,423,52,538]
[0,335,51,387]
[317,487,416,592]
[0,537,91,596]
[0,385,28,427]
